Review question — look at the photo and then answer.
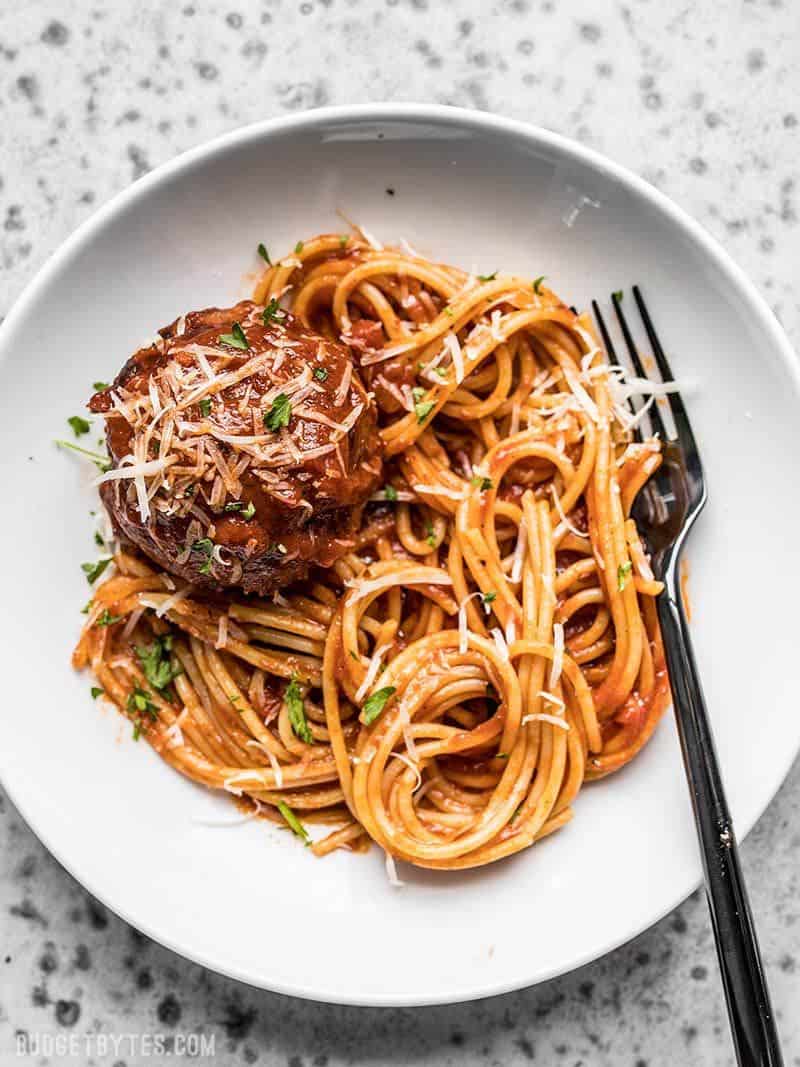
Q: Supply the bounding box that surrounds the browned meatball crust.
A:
[89,300,382,593]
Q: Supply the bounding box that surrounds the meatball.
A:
[89,300,382,594]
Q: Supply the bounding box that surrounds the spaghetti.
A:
[74,230,670,871]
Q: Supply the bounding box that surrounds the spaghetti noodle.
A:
[73,230,669,871]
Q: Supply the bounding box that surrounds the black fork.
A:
[593,288,784,1067]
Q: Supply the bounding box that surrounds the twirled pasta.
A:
[74,231,669,871]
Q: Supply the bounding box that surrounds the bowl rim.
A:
[1,102,798,1006]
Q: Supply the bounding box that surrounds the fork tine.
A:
[592,300,642,444]
[612,292,667,440]
[633,286,695,445]
[590,300,620,367]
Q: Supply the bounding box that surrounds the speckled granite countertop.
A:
[1,2,798,1064]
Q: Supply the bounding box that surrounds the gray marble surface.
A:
[1,1,798,1064]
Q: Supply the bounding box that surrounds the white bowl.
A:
[0,104,797,1006]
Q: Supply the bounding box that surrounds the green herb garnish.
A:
[262,298,285,324]
[224,501,244,512]
[92,381,109,391]
[199,397,212,417]
[82,558,111,584]
[470,475,493,491]
[425,520,436,548]
[95,609,123,628]
[285,676,313,743]
[192,538,214,575]
[264,392,291,431]
[135,635,181,692]
[339,234,349,248]
[483,591,497,605]
[257,242,271,265]
[294,240,304,254]
[412,386,425,402]
[612,290,623,303]
[277,800,310,845]
[218,321,249,350]
[384,485,398,502]
[68,416,91,437]
[362,685,397,726]
[90,687,104,699]
[313,367,329,382]
[127,686,157,717]
[414,397,436,424]
[242,501,255,520]
[478,271,497,282]
[94,531,104,547]
[533,276,546,294]
[617,561,633,591]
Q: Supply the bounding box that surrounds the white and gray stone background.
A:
[1,1,798,1064]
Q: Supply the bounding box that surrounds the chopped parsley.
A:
[81,600,92,615]
[55,440,111,472]
[613,290,623,302]
[478,271,497,282]
[224,500,255,518]
[313,366,329,382]
[127,686,158,740]
[362,685,396,726]
[533,276,546,294]
[434,367,448,378]
[82,558,111,584]
[444,306,455,317]
[264,392,291,431]
[95,609,123,627]
[257,242,271,265]
[68,415,91,437]
[294,240,304,254]
[470,474,493,491]
[199,397,212,417]
[412,386,425,402]
[384,484,398,502]
[90,687,104,699]
[425,519,436,548]
[617,561,633,591]
[262,297,285,324]
[218,321,249,350]
[483,591,497,605]
[277,800,310,845]
[414,397,436,424]
[94,531,104,547]
[192,538,214,575]
[339,234,349,248]
[285,676,313,744]
[92,381,109,391]
[135,634,181,692]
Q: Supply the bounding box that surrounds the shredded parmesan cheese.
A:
[344,571,452,604]
[384,850,404,887]
[522,713,570,731]
[490,627,510,662]
[443,332,465,384]
[549,623,565,689]
[355,643,391,703]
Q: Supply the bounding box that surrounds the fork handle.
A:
[657,579,783,1067]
